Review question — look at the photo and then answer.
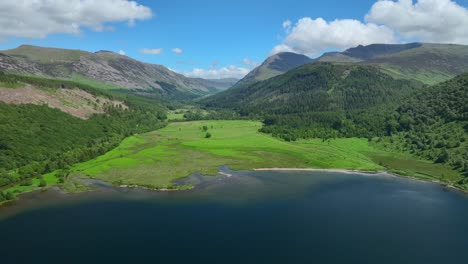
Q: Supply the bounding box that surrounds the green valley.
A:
[2,120,461,200]
[1,43,467,204]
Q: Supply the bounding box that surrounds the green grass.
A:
[70,120,462,189]
[379,65,452,85]
[2,172,59,196]
[71,75,121,90]
[4,45,86,63]
[370,152,461,183]
[167,110,186,121]
[0,81,25,89]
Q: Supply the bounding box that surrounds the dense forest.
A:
[0,73,167,194]
[384,73,468,179]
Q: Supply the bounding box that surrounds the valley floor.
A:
[2,120,464,201]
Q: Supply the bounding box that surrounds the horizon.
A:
[0,0,468,79]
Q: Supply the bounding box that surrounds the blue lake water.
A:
[1,170,468,264]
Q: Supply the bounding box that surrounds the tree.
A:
[205,132,212,139]
[435,151,450,164]
[5,192,15,200]
[39,179,47,187]
[202,125,209,132]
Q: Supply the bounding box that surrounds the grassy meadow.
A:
[69,120,463,189]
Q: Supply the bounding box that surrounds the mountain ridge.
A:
[0,45,237,97]
[232,52,313,89]
[318,43,468,84]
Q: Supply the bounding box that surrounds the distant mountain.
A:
[191,78,238,91]
[318,43,468,85]
[232,52,313,88]
[0,45,230,98]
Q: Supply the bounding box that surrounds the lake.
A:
[1,169,468,264]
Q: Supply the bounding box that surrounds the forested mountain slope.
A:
[0,73,167,188]
[204,62,423,114]
[386,73,468,178]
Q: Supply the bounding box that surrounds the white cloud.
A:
[119,50,126,55]
[139,48,163,55]
[183,65,250,79]
[366,0,468,44]
[172,48,184,54]
[242,58,259,67]
[272,0,468,56]
[270,44,295,55]
[0,0,153,39]
[272,17,396,56]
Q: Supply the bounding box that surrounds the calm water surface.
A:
[1,169,468,264]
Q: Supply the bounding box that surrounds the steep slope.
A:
[204,62,423,113]
[0,45,227,97]
[318,43,468,84]
[232,52,313,88]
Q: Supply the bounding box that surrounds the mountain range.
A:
[318,43,468,85]
[206,42,468,110]
[0,45,238,98]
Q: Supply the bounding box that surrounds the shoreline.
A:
[254,167,467,194]
[2,167,466,207]
[254,168,385,174]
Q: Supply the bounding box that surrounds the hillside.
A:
[318,43,468,85]
[203,62,427,141]
[380,73,468,178]
[0,73,167,189]
[204,62,423,113]
[232,52,313,88]
[0,45,230,98]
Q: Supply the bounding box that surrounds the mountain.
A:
[191,78,238,91]
[318,43,468,85]
[203,62,425,140]
[0,45,230,98]
[232,52,313,88]
[204,62,423,113]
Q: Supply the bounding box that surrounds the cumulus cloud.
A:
[183,65,249,79]
[0,0,153,39]
[119,50,126,55]
[272,0,468,56]
[139,48,163,55]
[272,17,396,56]
[172,48,184,54]
[366,0,468,44]
[242,58,259,67]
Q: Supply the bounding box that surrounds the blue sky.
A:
[0,0,468,79]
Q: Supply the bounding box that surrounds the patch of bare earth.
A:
[0,85,127,119]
